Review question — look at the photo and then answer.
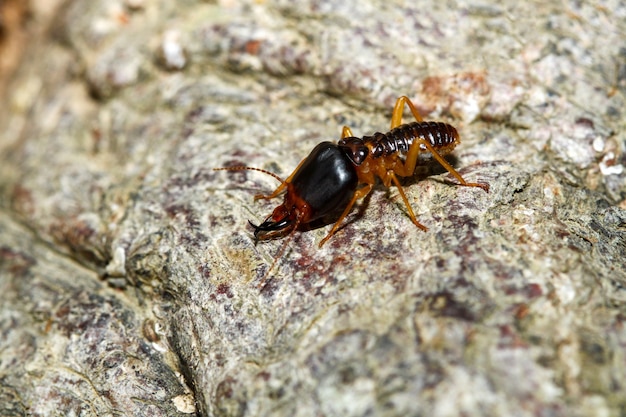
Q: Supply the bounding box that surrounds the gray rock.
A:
[1,0,625,416]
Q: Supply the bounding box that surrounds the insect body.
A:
[217,96,489,251]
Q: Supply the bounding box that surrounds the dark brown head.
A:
[251,142,359,240]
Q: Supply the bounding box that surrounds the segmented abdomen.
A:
[365,121,459,157]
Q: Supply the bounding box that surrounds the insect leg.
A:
[390,96,424,129]
[254,183,287,201]
[388,171,428,231]
[341,126,355,139]
[397,139,489,191]
[253,157,309,200]
[318,183,374,247]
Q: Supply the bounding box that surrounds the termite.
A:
[216,96,489,280]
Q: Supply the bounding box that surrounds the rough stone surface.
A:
[1,0,625,416]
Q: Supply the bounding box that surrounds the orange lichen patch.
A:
[0,0,29,96]
[11,184,35,217]
[245,39,262,55]
[415,71,491,123]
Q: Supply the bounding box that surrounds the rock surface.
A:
[1,0,625,416]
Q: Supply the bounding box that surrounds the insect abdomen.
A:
[368,121,459,157]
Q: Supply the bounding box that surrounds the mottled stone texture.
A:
[1,0,625,416]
